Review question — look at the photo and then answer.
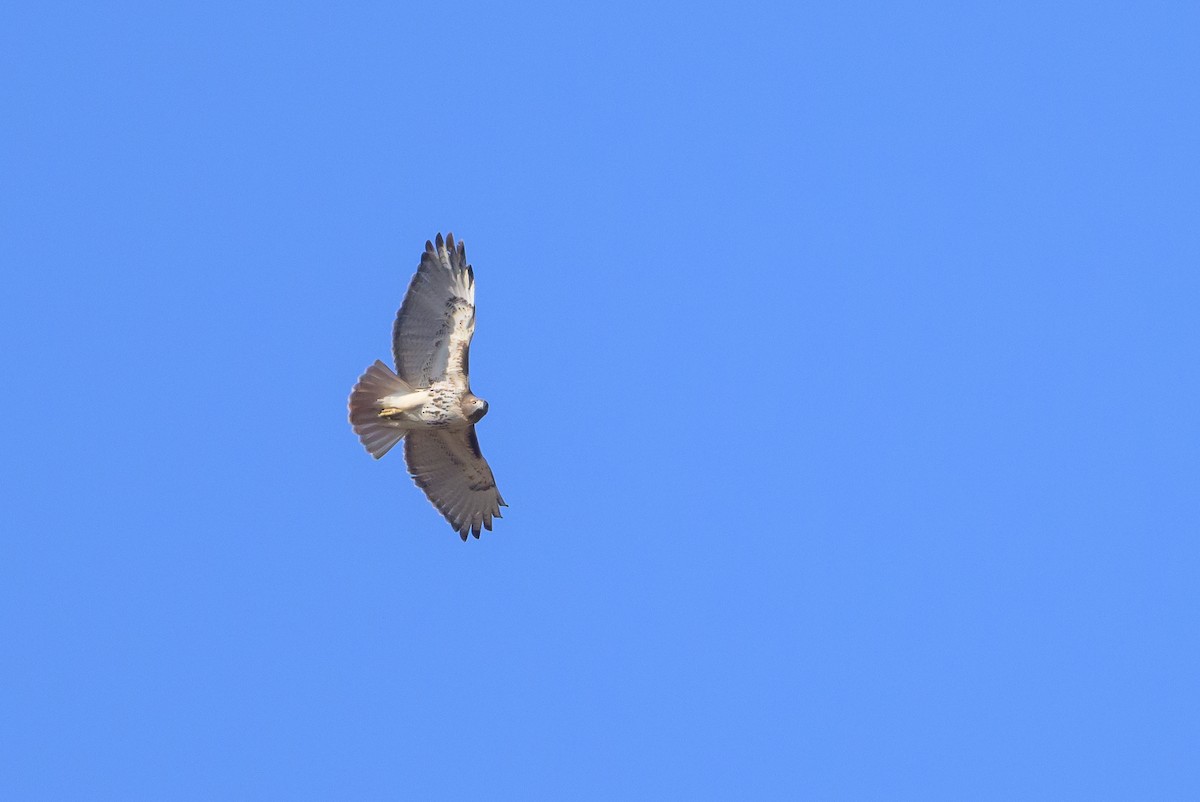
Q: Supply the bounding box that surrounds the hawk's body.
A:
[348,233,506,539]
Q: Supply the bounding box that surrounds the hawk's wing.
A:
[392,233,475,389]
[404,427,506,539]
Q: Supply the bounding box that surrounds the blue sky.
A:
[2,2,1198,799]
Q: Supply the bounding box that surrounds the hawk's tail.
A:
[349,360,415,459]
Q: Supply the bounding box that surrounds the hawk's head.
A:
[463,395,489,424]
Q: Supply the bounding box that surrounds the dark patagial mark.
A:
[466,427,484,459]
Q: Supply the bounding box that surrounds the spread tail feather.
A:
[349,360,415,459]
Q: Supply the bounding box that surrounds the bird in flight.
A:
[348,233,506,540]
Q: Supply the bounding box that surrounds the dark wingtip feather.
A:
[425,239,435,253]
[458,529,468,542]
[435,232,444,248]
[446,232,455,252]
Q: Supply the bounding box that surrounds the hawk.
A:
[348,233,506,539]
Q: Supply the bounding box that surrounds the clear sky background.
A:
[2,2,1198,799]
